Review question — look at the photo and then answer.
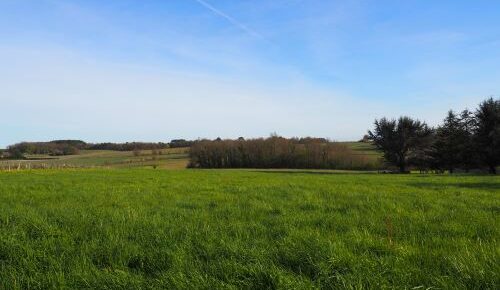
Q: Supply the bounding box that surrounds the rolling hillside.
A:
[0,142,381,170]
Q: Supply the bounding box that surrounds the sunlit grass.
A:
[0,169,498,289]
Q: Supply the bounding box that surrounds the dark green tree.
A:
[368,116,432,172]
[432,111,464,173]
[458,109,477,171]
[474,97,500,174]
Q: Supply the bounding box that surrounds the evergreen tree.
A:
[474,97,500,174]
[458,109,477,171]
[432,111,464,173]
[368,116,432,172]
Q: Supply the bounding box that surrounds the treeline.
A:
[189,97,499,173]
[6,140,87,158]
[369,97,499,174]
[189,136,380,170]
[3,139,194,159]
[169,139,196,148]
[86,142,169,151]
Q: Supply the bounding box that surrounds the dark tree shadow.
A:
[408,182,500,190]
[250,170,375,175]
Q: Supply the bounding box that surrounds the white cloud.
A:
[194,0,263,39]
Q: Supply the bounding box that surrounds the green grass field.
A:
[341,142,380,157]
[0,169,498,289]
[0,148,190,170]
[0,142,382,171]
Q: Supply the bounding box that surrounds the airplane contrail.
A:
[194,0,263,38]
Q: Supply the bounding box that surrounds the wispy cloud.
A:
[194,0,263,38]
[0,45,375,146]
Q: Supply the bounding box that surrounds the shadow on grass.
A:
[408,182,500,191]
[250,170,374,175]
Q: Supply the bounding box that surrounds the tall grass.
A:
[0,169,498,289]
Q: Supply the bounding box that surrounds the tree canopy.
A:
[368,116,432,172]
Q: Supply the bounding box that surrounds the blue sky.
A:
[1,0,499,147]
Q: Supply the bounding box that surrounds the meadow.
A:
[0,169,498,289]
[0,142,383,172]
[0,147,190,170]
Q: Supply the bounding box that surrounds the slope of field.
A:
[341,141,380,157]
[0,142,381,171]
[0,148,189,170]
[0,169,498,289]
